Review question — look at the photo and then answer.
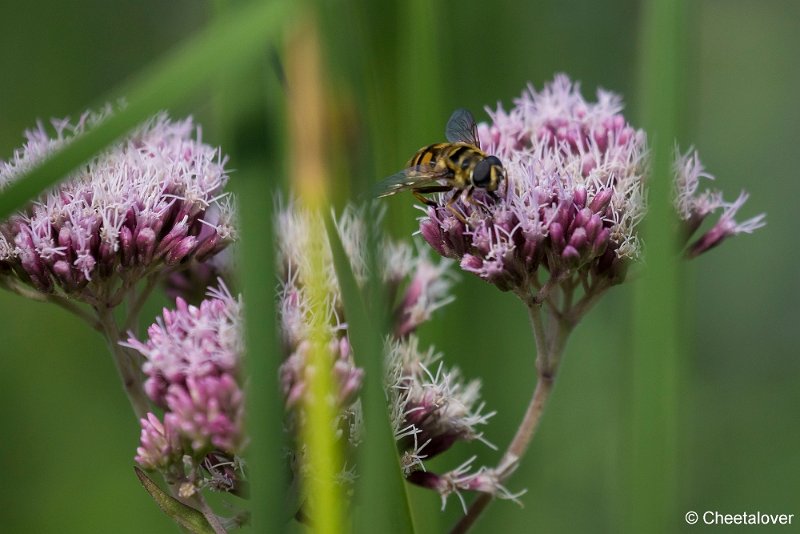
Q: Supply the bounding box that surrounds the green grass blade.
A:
[218,1,290,530]
[237,169,287,533]
[631,0,687,532]
[0,0,291,220]
[327,217,415,534]
[302,214,347,534]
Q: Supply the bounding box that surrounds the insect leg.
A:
[476,189,499,215]
[412,185,453,207]
[413,185,453,194]
[412,191,438,207]
[455,187,480,218]
[445,193,468,225]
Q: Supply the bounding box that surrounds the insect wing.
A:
[445,108,479,147]
[372,165,452,198]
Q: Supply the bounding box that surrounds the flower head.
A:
[673,148,766,258]
[387,336,495,471]
[128,202,495,507]
[276,204,456,421]
[407,456,525,512]
[0,110,234,303]
[125,283,245,493]
[135,412,180,471]
[276,203,502,506]
[420,75,763,294]
[421,75,646,292]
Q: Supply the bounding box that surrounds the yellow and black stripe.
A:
[408,142,489,188]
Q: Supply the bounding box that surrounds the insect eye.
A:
[472,160,492,187]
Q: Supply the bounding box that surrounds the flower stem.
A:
[97,307,150,421]
[1,278,103,332]
[189,493,228,534]
[450,291,570,534]
[450,373,554,534]
[122,272,160,333]
[506,365,556,466]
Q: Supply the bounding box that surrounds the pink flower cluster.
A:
[387,338,497,488]
[124,285,244,476]
[277,205,514,508]
[0,111,234,302]
[279,285,363,411]
[420,75,646,290]
[276,205,455,421]
[673,150,765,258]
[419,75,763,292]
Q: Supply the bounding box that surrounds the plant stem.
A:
[96,307,150,421]
[450,372,554,534]
[450,291,570,534]
[567,279,610,326]
[45,294,103,332]
[1,278,103,332]
[122,272,159,333]
[189,493,228,534]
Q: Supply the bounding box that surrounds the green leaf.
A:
[0,0,292,220]
[134,467,215,534]
[326,213,416,534]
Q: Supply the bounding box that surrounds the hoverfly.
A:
[374,109,506,223]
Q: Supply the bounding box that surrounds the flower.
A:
[126,284,242,408]
[387,336,496,472]
[275,205,364,433]
[128,202,498,506]
[136,412,179,471]
[400,76,765,524]
[125,283,245,493]
[406,456,525,512]
[393,253,455,338]
[673,149,766,258]
[0,110,234,304]
[419,75,763,294]
[276,203,506,507]
[276,204,455,419]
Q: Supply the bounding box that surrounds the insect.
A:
[374,109,506,222]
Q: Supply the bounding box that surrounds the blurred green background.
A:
[1,0,798,532]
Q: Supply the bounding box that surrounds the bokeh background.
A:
[1,0,798,532]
